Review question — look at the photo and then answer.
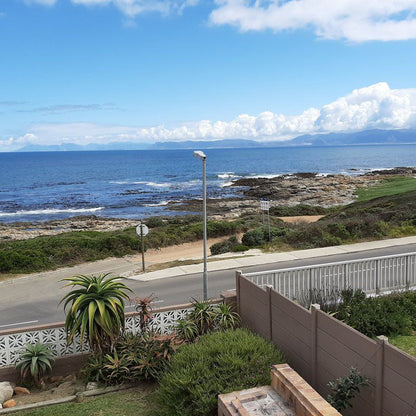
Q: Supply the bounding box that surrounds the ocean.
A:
[0,145,415,223]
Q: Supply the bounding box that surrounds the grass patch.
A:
[355,176,416,202]
[18,386,157,416]
[390,335,416,358]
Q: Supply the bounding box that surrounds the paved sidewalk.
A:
[129,236,416,282]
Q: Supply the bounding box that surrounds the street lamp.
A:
[193,150,208,300]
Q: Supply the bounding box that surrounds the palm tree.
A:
[60,273,133,352]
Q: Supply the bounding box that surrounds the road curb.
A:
[129,236,416,281]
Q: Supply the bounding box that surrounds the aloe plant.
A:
[60,273,133,352]
[213,302,240,330]
[15,343,55,385]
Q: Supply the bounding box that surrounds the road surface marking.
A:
[0,320,39,329]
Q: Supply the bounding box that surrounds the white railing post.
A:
[376,259,380,294]
[405,256,410,289]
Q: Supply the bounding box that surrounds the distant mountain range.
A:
[16,129,416,152]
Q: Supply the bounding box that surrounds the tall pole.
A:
[202,157,208,300]
[141,224,145,273]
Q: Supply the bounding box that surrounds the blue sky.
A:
[1,0,416,150]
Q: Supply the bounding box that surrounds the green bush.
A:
[210,241,230,255]
[327,367,370,411]
[241,228,265,246]
[337,291,415,338]
[210,236,239,255]
[155,328,286,416]
[83,331,182,385]
[232,244,249,252]
[15,343,55,386]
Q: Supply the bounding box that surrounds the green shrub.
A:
[327,367,370,411]
[15,343,55,386]
[83,332,182,385]
[241,228,265,246]
[232,244,249,252]
[337,291,414,338]
[155,328,286,416]
[210,241,229,255]
[209,236,240,255]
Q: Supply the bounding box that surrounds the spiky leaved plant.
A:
[15,342,55,385]
[60,273,133,352]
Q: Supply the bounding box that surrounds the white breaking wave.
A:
[220,181,234,188]
[218,172,239,179]
[0,207,104,217]
[143,201,169,207]
[109,180,172,188]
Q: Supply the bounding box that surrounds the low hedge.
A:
[154,328,286,416]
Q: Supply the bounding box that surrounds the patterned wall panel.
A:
[0,307,194,368]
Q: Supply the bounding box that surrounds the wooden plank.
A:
[270,290,311,327]
[383,388,416,416]
[383,364,416,406]
[317,328,376,378]
[318,312,377,355]
[384,343,416,383]
[271,303,311,345]
[271,320,311,364]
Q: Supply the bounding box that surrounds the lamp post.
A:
[193,150,208,300]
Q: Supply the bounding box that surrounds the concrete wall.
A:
[0,354,89,383]
[237,273,416,416]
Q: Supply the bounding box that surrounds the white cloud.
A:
[210,0,416,42]
[20,0,198,17]
[22,0,57,5]
[71,0,198,18]
[2,82,416,151]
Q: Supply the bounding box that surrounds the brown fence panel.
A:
[239,276,270,340]
[238,272,416,416]
[382,343,416,416]
[270,290,312,382]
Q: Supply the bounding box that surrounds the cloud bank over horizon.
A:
[2,82,416,151]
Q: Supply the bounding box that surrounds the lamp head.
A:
[193,150,206,161]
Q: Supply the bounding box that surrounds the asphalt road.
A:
[1,242,416,330]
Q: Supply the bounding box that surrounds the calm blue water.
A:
[0,145,415,223]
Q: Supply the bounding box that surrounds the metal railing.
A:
[243,252,416,300]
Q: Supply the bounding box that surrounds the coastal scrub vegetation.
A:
[248,189,416,251]
[0,216,245,274]
[2,186,416,275]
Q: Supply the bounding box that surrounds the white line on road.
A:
[0,320,39,329]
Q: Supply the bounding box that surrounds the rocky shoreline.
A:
[169,167,416,218]
[1,168,415,241]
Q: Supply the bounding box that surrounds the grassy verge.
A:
[390,335,416,358]
[0,216,245,274]
[355,176,416,201]
[18,386,156,416]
